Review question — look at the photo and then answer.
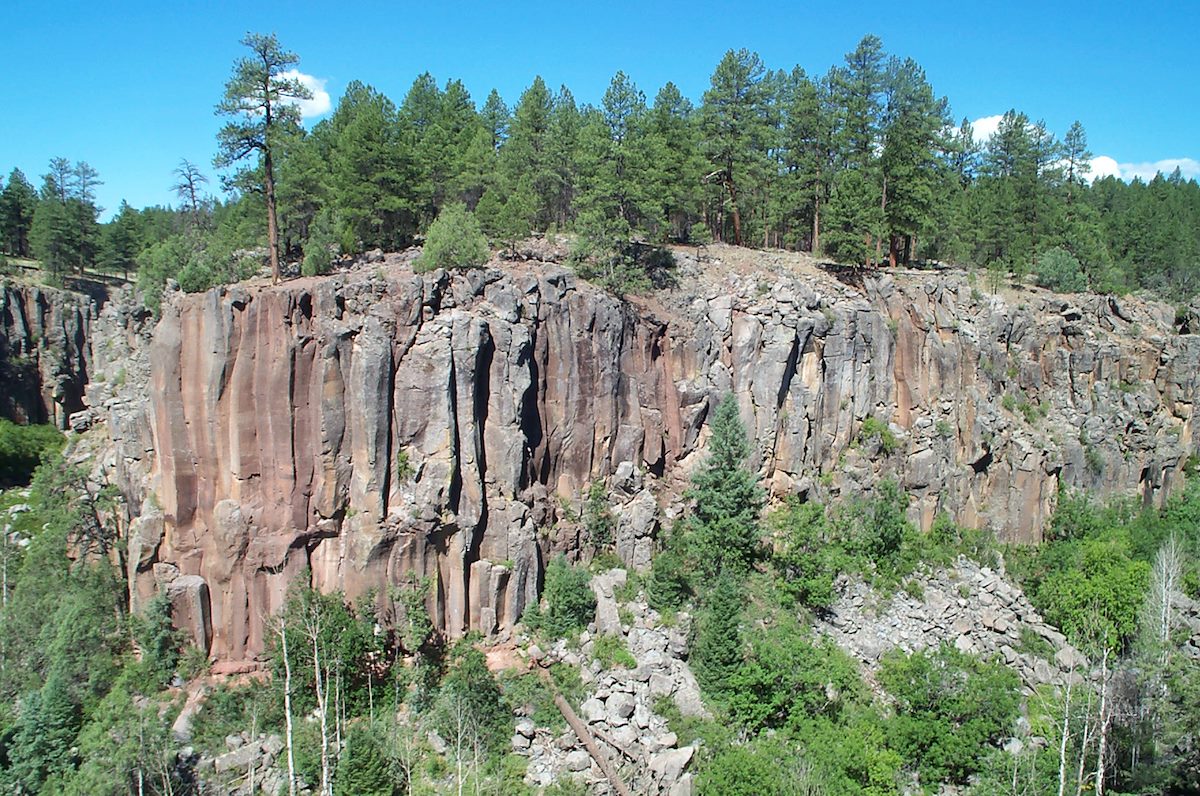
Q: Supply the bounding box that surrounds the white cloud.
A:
[277,69,331,119]
[1087,156,1122,181]
[970,114,1004,143]
[1084,156,1200,183]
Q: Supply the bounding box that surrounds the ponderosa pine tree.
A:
[0,168,38,257]
[699,49,772,246]
[545,85,583,229]
[879,57,949,265]
[215,32,312,283]
[481,88,510,151]
[646,82,703,241]
[325,81,411,250]
[827,35,888,263]
[501,76,556,229]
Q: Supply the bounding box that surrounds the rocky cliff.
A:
[6,248,1198,663]
[0,283,93,427]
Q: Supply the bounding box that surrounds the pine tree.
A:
[0,168,39,257]
[691,571,744,699]
[327,81,412,250]
[687,394,764,576]
[333,723,393,796]
[215,32,312,283]
[501,76,556,230]
[29,185,77,282]
[10,672,79,791]
[699,49,773,245]
[480,88,510,150]
[827,35,888,262]
[879,57,949,265]
[778,67,835,252]
[646,82,702,242]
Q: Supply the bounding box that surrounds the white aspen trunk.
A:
[1075,688,1097,796]
[279,620,298,796]
[249,709,258,796]
[312,626,330,796]
[1057,676,1074,796]
[1094,647,1111,796]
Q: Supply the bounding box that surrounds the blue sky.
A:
[2,0,1197,219]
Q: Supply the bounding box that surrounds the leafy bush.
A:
[591,634,636,669]
[859,416,899,454]
[770,499,840,609]
[699,735,822,796]
[1034,246,1088,293]
[129,593,183,692]
[526,556,595,638]
[302,211,337,276]
[415,202,489,272]
[646,547,690,611]
[434,643,511,756]
[0,420,64,486]
[879,644,1020,785]
[582,480,614,548]
[725,618,864,732]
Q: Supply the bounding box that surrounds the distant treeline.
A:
[2,34,1199,302]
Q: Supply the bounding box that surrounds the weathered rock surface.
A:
[515,584,701,795]
[7,250,1200,661]
[0,283,93,427]
[820,556,1086,691]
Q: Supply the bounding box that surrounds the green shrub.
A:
[0,420,64,486]
[592,634,636,669]
[859,416,899,454]
[582,480,614,549]
[725,619,864,732]
[527,556,595,638]
[1034,247,1087,293]
[415,202,489,273]
[879,644,1020,785]
[302,212,336,277]
[699,736,822,796]
[647,547,690,611]
[770,499,840,609]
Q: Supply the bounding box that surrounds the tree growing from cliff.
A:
[215,33,311,283]
[686,394,764,577]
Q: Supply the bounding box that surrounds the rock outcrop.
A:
[0,283,93,427]
[516,571,702,795]
[6,248,1199,662]
[820,556,1088,692]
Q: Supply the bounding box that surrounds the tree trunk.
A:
[1095,647,1111,796]
[877,174,888,266]
[264,148,281,284]
[812,190,821,255]
[726,180,742,247]
[1058,674,1073,796]
[279,621,298,796]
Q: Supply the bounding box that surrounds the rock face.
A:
[0,283,93,427]
[7,251,1200,661]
